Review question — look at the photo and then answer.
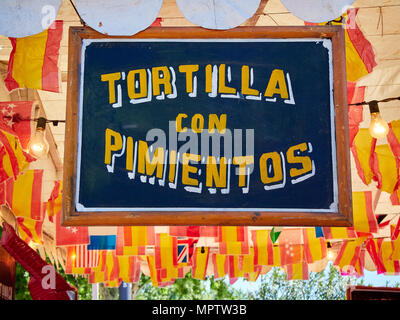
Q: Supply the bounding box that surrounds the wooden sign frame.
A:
[62,26,352,227]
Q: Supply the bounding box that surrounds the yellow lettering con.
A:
[176,113,188,132]
[208,114,227,133]
[191,114,204,133]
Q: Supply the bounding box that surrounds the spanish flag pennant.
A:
[118,256,141,283]
[228,255,244,283]
[352,191,378,234]
[365,238,386,274]
[115,227,146,256]
[370,144,399,194]
[391,218,400,240]
[123,226,155,247]
[0,128,34,182]
[46,180,62,223]
[155,233,178,269]
[391,229,400,261]
[6,169,43,220]
[351,128,375,186]
[191,246,210,280]
[251,229,281,266]
[305,8,376,82]
[16,216,43,245]
[322,227,357,240]
[218,226,249,255]
[302,228,327,263]
[387,120,400,157]
[285,261,309,280]
[347,82,365,146]
[334,239,364,276]
[242,247,256,274]
[103,251,119,283]
[5,20,63,93]
[379,241,400,275]
[212,253,229,279]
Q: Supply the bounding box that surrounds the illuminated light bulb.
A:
[369,112,389,139]
[327,248,335,261]
[326,241,335,261]
[368,100,389,139]
[28,117,49,158]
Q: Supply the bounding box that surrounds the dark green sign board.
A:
[63,26,352,226]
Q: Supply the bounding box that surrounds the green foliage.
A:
[134,272,246,300]
[14,263,31,300]
[248,263,361,300]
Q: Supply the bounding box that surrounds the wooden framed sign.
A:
[63,26,352,226]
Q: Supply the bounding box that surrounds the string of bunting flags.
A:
[0,2,399,289]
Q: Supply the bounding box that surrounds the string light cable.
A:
[349,96,400,139]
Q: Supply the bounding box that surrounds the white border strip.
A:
[75,38,338,213]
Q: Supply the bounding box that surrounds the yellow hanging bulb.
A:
[28,117,49,158]
[368,101,389,139]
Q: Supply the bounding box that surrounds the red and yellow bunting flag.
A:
[169,226,200,238]
[302,228,327,263]
[370,144,399,194]
[46,180,62,222]
[6,169,43,220]
[155,233,177,269]
[351,128,375,186]
[5,21,63,93]
[123,226,155,247]
[388,120,400,158]
[217,226,249,255]
[228,255,244,281]
[0,101,35,150]
[0,128,34,182]
[380,241,400,276]
[212,253,229,279]
[116,226,146,256]
[347,82,365,146]
[305,8,376,82]
[365,238,386,274]
[251,229,281,266]
[322,227,357,240]
[334,239,365,277]
[191,246,210,280]
[16,216,43,244]
[286,261,309,280]
[118,255,141,283]
[352,191,378,234]
[55,207,89,246]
